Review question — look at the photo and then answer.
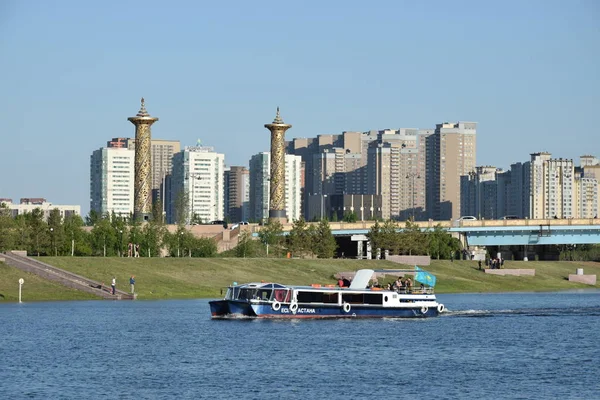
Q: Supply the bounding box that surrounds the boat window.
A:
[238,288,258,300]
[274,289,291,302]
[341,293,383,305]
[255,289,272,301]
[297,291,338,304]
[225,288,233,300]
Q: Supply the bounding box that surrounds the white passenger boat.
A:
[209,268,444,319]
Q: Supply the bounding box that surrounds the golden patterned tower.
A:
[264,107,292,222]
[128,98,159,221]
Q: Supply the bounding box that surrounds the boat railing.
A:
[396,287,434,295]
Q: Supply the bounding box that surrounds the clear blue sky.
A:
[1,0,598,216]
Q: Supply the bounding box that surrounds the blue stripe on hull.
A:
[254,304,439,318]
[210,301,439,318]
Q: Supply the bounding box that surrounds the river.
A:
[2,291,599,399]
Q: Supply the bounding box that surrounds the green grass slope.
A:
[0,263,98,302]
[1,258,598,302]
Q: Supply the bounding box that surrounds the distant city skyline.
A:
[1,1,598,215]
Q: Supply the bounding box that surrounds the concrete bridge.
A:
[250,217,600,244]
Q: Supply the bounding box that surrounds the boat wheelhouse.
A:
[209,269,444,319]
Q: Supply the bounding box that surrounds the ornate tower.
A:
[128,98,159,221]
[264,107,292,222]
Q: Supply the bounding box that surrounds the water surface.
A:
[2,291,599,399]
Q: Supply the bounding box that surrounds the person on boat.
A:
[338,278,344,287]
[342,278,351,288]
[405,277,412,292]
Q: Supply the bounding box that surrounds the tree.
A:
[427,224,459,260]
[90,218,117,257]
[367,221,382,252]
[312,219,337,258]
[0,202,15,252]
[342,212,358,223]
[46,208,64,256]
[63,214,87,256]
[26,208,48,256]
[257,219,284,257]
[141,221,166,257]
[288,217,313,257]
[235,230,264,257]
[174,189,189,226]
[379,219,400,254]
[152,200,165,224]
[13,215,31,251]
[191,237,218,257]
[86,210,101,226]
[399,220,428,255]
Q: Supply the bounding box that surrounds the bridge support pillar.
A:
[351,234,368,260]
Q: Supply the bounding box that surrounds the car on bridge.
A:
[457,216,477,221]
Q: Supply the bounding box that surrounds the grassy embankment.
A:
[0,263,99,302]
[1,257,598,302]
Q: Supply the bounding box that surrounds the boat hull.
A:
[210,301,440,319]
[210,300,257,318]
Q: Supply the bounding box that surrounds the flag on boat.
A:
[414,266,436,287]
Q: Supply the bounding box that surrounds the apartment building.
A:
[248,152,302,222]
[224,166,250,222]
[426,122,477,220]
[169,145,225,224]
[459,166,499,219]
[90,147,135,216]
[1,198,80,220]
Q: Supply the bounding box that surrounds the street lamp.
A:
[119,229,123,257]
[178,231,183,257]
[49,227,55,257]
[406,173,420,220]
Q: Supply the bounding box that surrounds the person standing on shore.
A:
[130,275,135,293]
[111,277,116,295]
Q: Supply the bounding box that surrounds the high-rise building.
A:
[286,130,373,219]
[574,176,598,218]
[544,158,575,219]
[460,166,500,219]
[90,147,135,216]
[249,152,302,222]
[169,145,225,224]
[426,122,477,220]
[367,129,423,220]
[224,166,250,222]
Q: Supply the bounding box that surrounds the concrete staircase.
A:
[2,251,136,300]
